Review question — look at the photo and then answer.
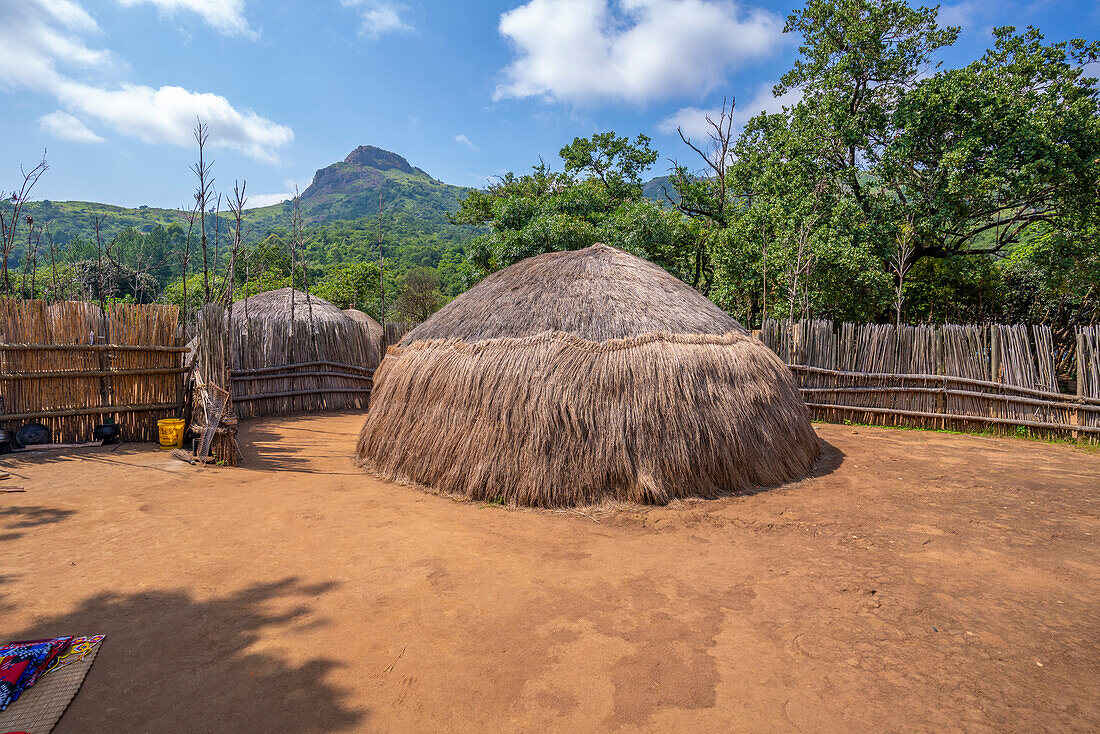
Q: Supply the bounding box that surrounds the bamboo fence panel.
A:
[940,325,990,431]
[760,318,1099,441]
[109,303,183,432]
[0,299,184,443]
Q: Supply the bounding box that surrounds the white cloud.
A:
[454,133,479,151]
[245,192,292,209]
[738,82,801,119]
[54,81,293,161]
[0,0,291,161]
[658,83,801,139]
[0,0,115,89]
[39,110,104,142]
[38,0,100,32]
[341,0,413,39]
[115,0,256,38]
[495,0,784,105]
[656,106,723,139]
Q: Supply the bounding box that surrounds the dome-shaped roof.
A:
[231,288,350,325]
[343,308,383,341]
[400,244,744,346]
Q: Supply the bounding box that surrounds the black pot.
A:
[15,423,51,448]
[93,423,121,443]
[0,428,12,455]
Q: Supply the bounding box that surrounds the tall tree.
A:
[668,98,737,292]
[454,133,686,276]
[0,153,48,294]
[558,132,658,207]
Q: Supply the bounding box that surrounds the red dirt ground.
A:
[1,412,1098,732]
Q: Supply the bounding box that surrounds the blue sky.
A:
[1,0,1097,209]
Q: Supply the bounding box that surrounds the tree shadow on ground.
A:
[237,417,363,476]
[4,577,366,733]
[0,504,77,541]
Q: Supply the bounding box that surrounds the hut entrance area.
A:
[3,411,1098,732]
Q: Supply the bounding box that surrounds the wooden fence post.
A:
[95,332,113,415]
[934,328,945,429]
[990,326,1001,384]
[1076,330,1085,441]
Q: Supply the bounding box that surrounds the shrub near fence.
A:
[759,319,1100,440]
[0,299,188,443]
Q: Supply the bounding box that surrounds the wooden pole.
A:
[1076,330,1085,440]
[803,402,1100,435]
[0,402,182,422]
[0,367,191,380]
[0,343,190,352]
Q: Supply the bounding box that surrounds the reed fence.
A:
[229,314,378,419]
[0,299,187,443]
[759,319,1100,440]
[383,321,411,350]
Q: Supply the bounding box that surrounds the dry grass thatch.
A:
[399,244,746,345]
[343,309,384,345]
[231,287,352,328]
[357,244,820,507]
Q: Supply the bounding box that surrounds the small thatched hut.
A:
[342,308,384,350]
[355,244,820,507]
[229,288,380,418]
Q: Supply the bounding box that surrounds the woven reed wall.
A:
[759,319,1100,440]
[0,299,186,443]
[230,316,377,419]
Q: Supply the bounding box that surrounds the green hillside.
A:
[17,200,182,243]
[16,145,472,248]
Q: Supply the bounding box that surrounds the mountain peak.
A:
[343,145,415,174]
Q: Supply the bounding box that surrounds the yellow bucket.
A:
[158,418,186,450]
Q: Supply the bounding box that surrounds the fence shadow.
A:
[3,577,366,733]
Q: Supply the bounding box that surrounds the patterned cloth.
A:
[43,637,104,676]
[0,639,72,712]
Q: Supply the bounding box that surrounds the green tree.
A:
[312,262,382,310]
[454,133,694,277]
[719,0,1100,324]
[394,267,444,323]
[558,132,658,206]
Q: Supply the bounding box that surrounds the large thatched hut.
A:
[355,244,820,507]
[229,288,380,418]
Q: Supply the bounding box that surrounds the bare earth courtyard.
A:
[2,412,1098,733]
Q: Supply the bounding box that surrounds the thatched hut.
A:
[229,288,380,418]
[355,244,820,507]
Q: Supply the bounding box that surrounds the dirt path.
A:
[1,413,1098,732]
